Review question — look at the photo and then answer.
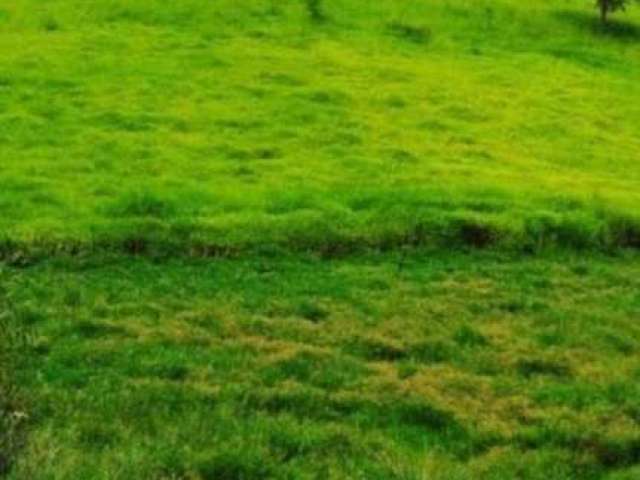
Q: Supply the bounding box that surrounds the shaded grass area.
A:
[0,299,29,476]
[2,191,640,265]
[2,251,640,479]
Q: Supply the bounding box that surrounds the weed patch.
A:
[388,22,432,44]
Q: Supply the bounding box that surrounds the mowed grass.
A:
[2,0,640,479]
[2,252,640,479]
[1,0,640,254]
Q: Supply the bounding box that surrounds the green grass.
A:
[2,0,640,478]
[3,252,640,479]
[1,0,640,255]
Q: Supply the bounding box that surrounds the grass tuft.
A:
[388,21,432,44]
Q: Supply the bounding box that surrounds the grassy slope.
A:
[1,0,640,253]
[2,0,640,479]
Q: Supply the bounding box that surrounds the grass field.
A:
[2,0,640,255]
[1,0,640,478]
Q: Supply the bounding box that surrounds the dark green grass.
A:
[3,251,640,479]
[0,317,27,477]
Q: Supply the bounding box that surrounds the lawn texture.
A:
[1,0,640,478]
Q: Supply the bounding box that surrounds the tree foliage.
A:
[305,0,325,22]
[597,0,632,22]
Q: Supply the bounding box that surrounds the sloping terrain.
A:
[1,1,640,479]
[1,0,640,255]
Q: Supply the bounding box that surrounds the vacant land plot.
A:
[1,0,640,479]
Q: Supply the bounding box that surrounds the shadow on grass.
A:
[0,324,27,476]
[555,10,640,41]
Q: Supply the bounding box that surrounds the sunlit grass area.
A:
[1,0,640,254]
